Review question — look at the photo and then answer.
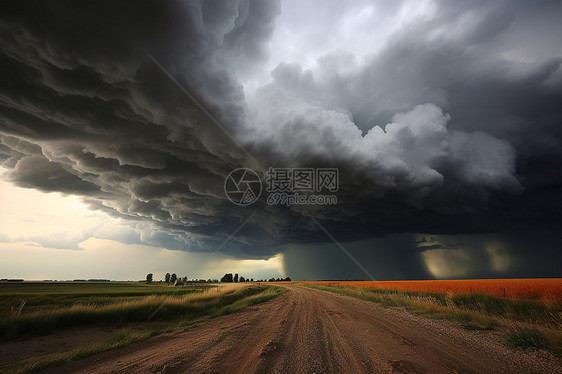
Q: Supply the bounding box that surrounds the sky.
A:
[0,0,561,281]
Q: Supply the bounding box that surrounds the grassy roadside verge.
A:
[301,284,562,357]
[2,285,285,374]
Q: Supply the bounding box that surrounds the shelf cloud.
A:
[1,0,561,279]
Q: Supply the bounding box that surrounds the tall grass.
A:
[0,285,280,341]
[0,282,206,315]
[450,292,559,323]
[502,317,562,357]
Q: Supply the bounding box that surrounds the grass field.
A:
[0,282,206,317]
[294,279,562,302]
[0,282,284,373]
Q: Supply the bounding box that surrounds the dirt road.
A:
[51,285,561,374]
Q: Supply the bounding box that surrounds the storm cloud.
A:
[1,0,561,279]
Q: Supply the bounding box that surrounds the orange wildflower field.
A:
[295,278,562,302]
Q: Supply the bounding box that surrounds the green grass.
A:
[0,282,209,341]
[0,282,205,315]
[450,293,557,323]
[503,326,544,349]
[2,284,285,374]
[0,284,276,340]
[302,284,562,356]
[502,323,562,357]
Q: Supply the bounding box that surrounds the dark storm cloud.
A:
[283,234,434,281]
[11,154,100,194]
[246,0,562,235]
[0,0,561,278]
[0,0,284,256]
[223,0,281,78]
[285,231,562,281]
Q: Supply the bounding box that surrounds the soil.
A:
[0,327,117,367]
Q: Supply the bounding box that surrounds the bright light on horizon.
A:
[0,175,285,281]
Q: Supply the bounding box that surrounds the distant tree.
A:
[170,273,177,284]
[234,273,239,282]
[165,273,171,283]
[250,278,254,282]
[221,273,233,282]
[239,276,245,282]
[146,273,153,284]
[284,277,291,281]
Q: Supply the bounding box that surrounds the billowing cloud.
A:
[0,0,561,278]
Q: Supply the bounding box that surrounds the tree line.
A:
[220,273,291,282]
[145,273,219,284]
[145,272,291,284]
